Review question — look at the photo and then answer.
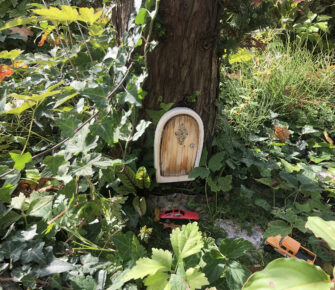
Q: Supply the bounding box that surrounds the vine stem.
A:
[144,0,160,71]
[0,64,133,180]
[66,0,94,64]
[21,106,36,154]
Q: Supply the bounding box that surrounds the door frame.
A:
[154,107,204,183]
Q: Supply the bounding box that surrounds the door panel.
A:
[160,115,199,176]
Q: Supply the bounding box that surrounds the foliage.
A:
[243,258,332,289]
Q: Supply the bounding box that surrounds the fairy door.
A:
[154,108,204,183]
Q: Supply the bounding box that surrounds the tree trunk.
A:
[115,0,222,145]
[144,0,221,145]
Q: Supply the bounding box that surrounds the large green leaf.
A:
[78,8,102,25]
[117,166,137,192]
[43,155,66,176]
[123,249,172,281]
[208,152,225,172]
[188,167,210,179]
[305,217,335,250]
[0,16,38,31]
[243,258,332,290]
[0,183,15,203]
[219,238,253,259]
[0,49,23,60]
[170,222,203,260]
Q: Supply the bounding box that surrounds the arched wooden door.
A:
[154,108,204,183]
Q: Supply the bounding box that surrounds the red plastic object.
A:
[160,208,199,221]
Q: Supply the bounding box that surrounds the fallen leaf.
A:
[324,130,334,145]
[275,125,290,143]
[10,26,33,41]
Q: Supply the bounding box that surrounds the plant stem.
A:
[21,107,36,154]
[205,179,212,218]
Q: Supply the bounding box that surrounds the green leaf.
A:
[78,7,102,25]
[37,259,74,277]
[33,5,78,23]
[136,166,150,189]
[0,183,15,203]
[27,195,53,217]
[188,167,210,179]
[226,261,250,290]
[280,159,300,173]
[219,238,253,259]
[143,271,170,290]
[9,152,32,170]
[135,8,149,25]
[65,124,98,155]
[254,198,271,211]
[305,217,335,250]
[169,262,187,290]
[0,16,38,31]
[21,242,46,265]
[11,192,26,210]
[43,155,65,176]
[301,125,318,135]
[123,249,172,281]
[0,49,23,60]
[55,116,80,138]
[92,118,115,146]
[243,258,331,290]
[185,268,209,290]
[70,275,97,290]
[264,220,291,239]
[170,222,203,260]
[112,231,146,266]
[133,120,151,141]
[229,49,253,64]
[208,152,225,172]
[117,166,137,192]
[309,152,332,164]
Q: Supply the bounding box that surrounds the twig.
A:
[0,64,133,180]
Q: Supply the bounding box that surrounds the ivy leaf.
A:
[65,124,98,155]
[70,275,97,290]
[43,155,66,176]
[170,222,203,260]
[37,259,74,277]
[280,159,300,173]
[226,261,250,290]
[243,258,331,290]
[11,192,26,210]
[132,120,151,141]
[185,268,209,289]
[309,152,332,164]
[208,152,225,172]
[21,242,46,265]
[0,183,15,203]
[135,8,149,25]
[188,167,210,179]
[91,118,115,146]
[123,249,172,281]
[27,195,53,217]
[264,220,291,239]
[9,152,32,170]
[219,238,253,259]
[301,125,318,135]
[55,116,80,138]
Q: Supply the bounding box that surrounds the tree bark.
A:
[144,0,221,145]
[115,0,222,145]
